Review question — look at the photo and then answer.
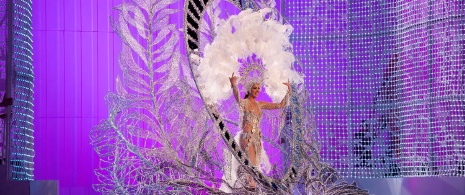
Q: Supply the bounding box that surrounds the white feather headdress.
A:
[194,8,303,104]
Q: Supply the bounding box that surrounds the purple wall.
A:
[32,0,241,194]
[33,0,122,194]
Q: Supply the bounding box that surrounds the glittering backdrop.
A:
[285,0,465,178]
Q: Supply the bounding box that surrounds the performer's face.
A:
[250,83,260,98]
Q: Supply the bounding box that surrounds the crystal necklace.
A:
[249,98,259,112]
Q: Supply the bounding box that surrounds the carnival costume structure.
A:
[91,0,369,194]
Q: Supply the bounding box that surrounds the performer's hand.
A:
[229,72,238,86]
[283,80,291,93]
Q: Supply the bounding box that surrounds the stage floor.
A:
[346,177,465,195]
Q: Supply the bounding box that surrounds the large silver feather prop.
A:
[91,0,226,194]
[91,0,369,194]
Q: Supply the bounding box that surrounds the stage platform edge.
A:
[346,177,465,195]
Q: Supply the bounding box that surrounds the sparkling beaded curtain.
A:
[284,0,465,178]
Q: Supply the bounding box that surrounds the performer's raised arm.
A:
[229,72,241,103]
[260,81,292,110]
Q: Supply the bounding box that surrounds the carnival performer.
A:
[194,8,302,191]
[228,72,291,187]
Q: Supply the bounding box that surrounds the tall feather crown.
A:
[238,57,266,93]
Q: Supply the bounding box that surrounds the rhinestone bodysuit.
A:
[231,84,290,167]
[240,99,263,165]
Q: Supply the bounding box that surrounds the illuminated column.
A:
[4,0,34,180]
[0,0,8,172]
